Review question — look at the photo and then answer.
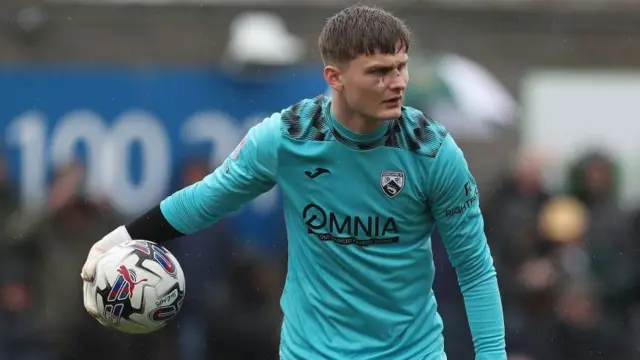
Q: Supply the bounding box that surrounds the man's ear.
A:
[324,65,344,92]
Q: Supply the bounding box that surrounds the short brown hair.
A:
[319,5,411,64]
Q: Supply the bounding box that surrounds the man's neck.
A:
[331,96,385,135]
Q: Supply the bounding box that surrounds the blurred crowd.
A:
[425,149,640,360]
[0,146,638,360]
[482,150,640,359]
[0,156,286,360]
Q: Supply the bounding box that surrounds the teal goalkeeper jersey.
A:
[160,95,506,360]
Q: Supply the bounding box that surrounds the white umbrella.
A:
[406,53,518,139]
[222,11,306,68]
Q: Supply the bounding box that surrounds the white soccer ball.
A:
[92,240,186,334]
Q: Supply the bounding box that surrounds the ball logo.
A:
[104,303,124,324]
[151,244,177,276]
[149,289,185,323]
[127,241,177,277]
[108,265,148,302]
[127,240,151,255]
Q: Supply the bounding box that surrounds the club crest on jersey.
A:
[380,171,405,198]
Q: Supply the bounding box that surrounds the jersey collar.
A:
[329,104,391,146]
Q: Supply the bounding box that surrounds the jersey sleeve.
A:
[159,112,280,234]
[427,134,506,360]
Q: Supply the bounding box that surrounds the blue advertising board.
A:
[0,65,327,244]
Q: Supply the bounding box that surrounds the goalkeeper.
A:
[81,5,506,360]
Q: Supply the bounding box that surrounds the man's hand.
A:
[83,281,112,326]
[80,226,132,282]
[81,226,133,323]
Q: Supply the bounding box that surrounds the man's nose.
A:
[389,71,407,91]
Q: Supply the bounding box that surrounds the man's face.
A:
[334,50,409,121]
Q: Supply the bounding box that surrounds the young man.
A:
[81,5,506,360]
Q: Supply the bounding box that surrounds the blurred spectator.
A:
[0,155,50,359]
[169,157,236,360]
[484,153,553,308]
[0,162,124,359]
[489,150,637,359]
[167,157,285,360]
[566,152,636,322]
[205,249,283,360]
[550,281,629,360]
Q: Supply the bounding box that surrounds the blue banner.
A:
[0,65,327,245]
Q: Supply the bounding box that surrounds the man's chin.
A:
[378,107,402,120]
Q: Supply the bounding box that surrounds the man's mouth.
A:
[383,96,402,104]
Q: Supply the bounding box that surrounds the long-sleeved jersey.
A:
[160,95,506,360]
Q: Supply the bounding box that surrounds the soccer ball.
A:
[92,240,186,334]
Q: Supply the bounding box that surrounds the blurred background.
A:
[0,0,639,359]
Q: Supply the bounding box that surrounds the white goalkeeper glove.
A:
[81,225,132,321]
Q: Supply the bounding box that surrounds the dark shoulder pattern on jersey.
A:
[280,95,332,141]
[384,106,449,158]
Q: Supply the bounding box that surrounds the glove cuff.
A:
[99,225,133,250]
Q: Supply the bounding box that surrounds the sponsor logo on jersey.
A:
[380,171,405,198]
[445,180,479,217]
[464,181,476,198]
[305,167,331,179]
[302,203,399,246]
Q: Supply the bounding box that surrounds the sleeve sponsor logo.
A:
[444,180,478,217]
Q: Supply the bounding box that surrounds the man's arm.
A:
[82,111,280,278]
[427,134,506,360]
[126,111,281,241]
[81,111,281,322]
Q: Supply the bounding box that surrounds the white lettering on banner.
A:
[6,109,279,216]
[103,110,171,215]
[181,111,279,216]
[181,111,242,169]
[6,111,47,213]
[51,110,107,197]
